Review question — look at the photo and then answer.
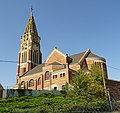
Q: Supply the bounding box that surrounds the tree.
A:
[65,64,106,99]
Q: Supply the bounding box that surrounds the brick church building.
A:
[13,10,120,98]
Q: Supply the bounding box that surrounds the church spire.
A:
[16,9,42,77]
[23,8,38,37]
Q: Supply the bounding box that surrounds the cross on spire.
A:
[30,7,33,16]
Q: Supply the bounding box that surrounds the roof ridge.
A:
[70,51,85,57]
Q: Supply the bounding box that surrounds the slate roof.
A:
[70,52,102,64]
[87,52,101,58]
[70,52,85,64]
[22,63,45,77]
[21,62,64,78]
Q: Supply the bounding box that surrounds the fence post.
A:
[107,89,112,111]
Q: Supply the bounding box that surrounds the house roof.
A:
[70,51,103,64]
[70,52,85,64]
[87,52,101,58]
[22,63,45,77]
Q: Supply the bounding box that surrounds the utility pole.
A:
[101,63,112,111]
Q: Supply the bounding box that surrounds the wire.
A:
[0,59,120,72]
[0,60,18,63]
[107,65,120,71]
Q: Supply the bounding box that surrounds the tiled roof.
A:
[22,63,45,77]
[70,52,102,64]
[87,52,101,58]
[70,52,85,63]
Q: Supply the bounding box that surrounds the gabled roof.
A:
[70,52,85,64]
[22,63,45,77]
[45,47,67,63]
[70,49,104,64]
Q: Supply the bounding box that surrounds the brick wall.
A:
[106,79,120,100]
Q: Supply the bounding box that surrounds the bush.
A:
[0,94,117,112]
[38,92,55,98]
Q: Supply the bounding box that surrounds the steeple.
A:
[23,8,38,38]
[16,9,42,79]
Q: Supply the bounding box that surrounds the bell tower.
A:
[16,9,42,79]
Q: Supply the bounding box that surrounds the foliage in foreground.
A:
[64,64,106,100]
[0,94,111,113]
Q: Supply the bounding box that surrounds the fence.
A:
[12,98,120,113]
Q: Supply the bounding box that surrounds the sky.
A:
[0,0,120,88]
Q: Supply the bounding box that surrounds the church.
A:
[13,10,109,91]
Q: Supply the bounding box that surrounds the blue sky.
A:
[0,0,120,88]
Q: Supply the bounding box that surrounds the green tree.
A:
[65,64,106,99]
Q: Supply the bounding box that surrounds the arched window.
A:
[21,81,25,89]
[29,79,34,87]
[38,77,41,85]
[45,71,50,80]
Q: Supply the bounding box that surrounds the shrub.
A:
[38,92,55,98]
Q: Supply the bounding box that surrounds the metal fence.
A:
[12,104,120,113]
[12,97,120,113]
